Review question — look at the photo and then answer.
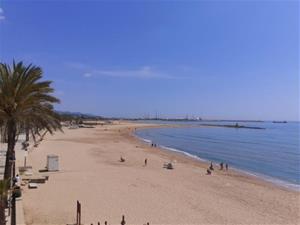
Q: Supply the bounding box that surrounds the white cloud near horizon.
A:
[83,72,92,78]
[65,61,189,79]
[0,7,5,21]
[89,66,175,79]
[66,62,178,79]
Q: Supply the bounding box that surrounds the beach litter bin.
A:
[47,154,59,171]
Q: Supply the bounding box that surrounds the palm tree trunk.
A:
[0,199,6,225]
[25,127,29,142]
[0,126,7,144]
[3,121,16,225]
[31,130,36,144]
[4,120,16,180]
[0,126,3,143]
[11,196,15,225]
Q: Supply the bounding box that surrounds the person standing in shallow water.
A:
[209,162,214,170]
[220,162,224,170]
[225,163,228,170]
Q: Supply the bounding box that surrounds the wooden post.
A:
[104,221,107,225]
[76,201,81,225]
[76,201,78,225]
[79,201,81,225]
[121,215,125,225]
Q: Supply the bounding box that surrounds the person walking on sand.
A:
[144,158,148,166]
[206,168,212,175]
[225,163,228,171]
[220,162,224,170]
[209,162,214,171]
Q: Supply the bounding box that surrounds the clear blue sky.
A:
[0,1,299,121]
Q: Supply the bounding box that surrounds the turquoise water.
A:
[135,121,300,189]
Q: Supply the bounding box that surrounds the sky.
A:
[0,0,299,121]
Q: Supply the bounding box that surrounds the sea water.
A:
[135,121,300,190]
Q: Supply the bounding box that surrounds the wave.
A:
[232,168,300,191]
[137,136,152,144]
[161,146,208,162]
[134,133,300,192]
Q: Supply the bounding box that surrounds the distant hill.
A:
[56,111,104,120]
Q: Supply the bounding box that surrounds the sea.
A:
[135,120,300,190]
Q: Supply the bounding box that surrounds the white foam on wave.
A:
[160,146,207,162]
[133,134,152,144]
[232,167,300,191]
[135,133,300,192]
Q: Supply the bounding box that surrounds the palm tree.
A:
[0,61,62,180]
[0,180,9,225]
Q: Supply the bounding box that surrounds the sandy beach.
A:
[19,121,299,225]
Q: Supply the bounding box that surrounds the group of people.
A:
[120,156,148,167]
[120,149,230,175]
[151,143,157,147]
[219,162,228,171]
[206,162,229,175]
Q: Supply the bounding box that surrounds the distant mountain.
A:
[56,111,104,119]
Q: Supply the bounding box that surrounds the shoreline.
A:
[20,121,300,225]
[132,126,300,192]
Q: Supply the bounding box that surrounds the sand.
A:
[19,121,300,225]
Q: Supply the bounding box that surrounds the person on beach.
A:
[144,158,147,166]
[206,169,212,175]
[209,162,214,170]
[225,163,228,170]
[13,174,21,187]
[220,162,224,170]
